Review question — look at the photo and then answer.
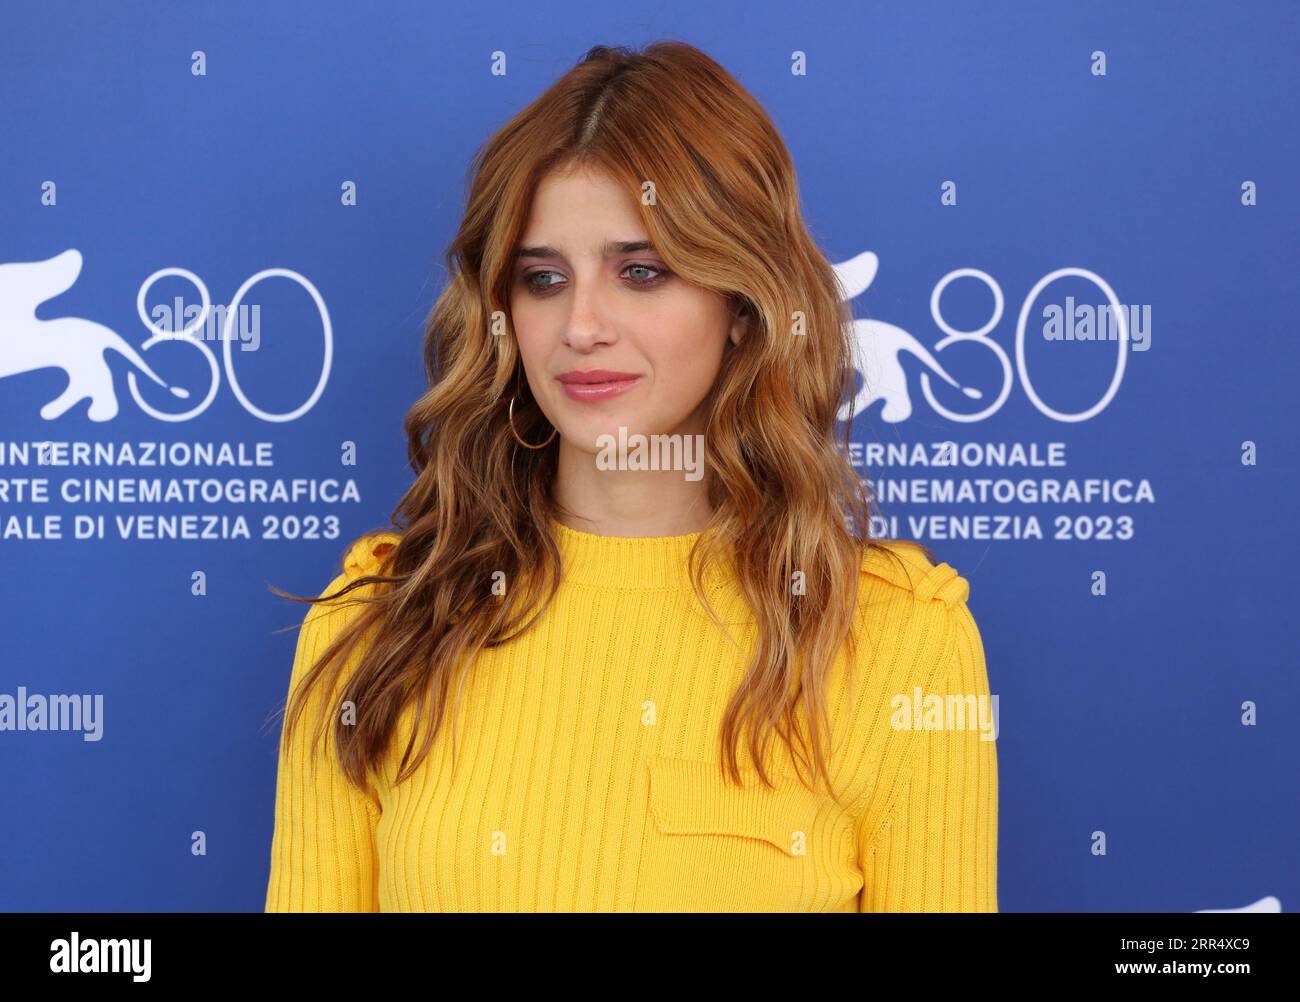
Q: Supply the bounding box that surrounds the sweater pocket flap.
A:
[646,754,834,857]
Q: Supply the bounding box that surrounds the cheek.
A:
[508,296,548,359]
[649,297,728,390]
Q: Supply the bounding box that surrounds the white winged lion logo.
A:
[0,249,189,421]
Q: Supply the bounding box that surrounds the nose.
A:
[562,272,616,350]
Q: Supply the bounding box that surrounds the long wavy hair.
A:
[270,40,926,805]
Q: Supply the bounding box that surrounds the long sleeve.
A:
[856,599,999,912]
[264,572,383,912]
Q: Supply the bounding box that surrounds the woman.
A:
[264,41,996,912]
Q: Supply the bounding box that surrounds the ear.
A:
[727,302,749,347]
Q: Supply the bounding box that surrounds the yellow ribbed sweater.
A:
[264,522,997,912]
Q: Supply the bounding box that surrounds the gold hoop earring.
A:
[508,394,557,449]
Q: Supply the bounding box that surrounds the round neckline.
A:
[551,519,704,543]
[548,517,720,590]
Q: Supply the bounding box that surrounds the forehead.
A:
[519,165,645,247]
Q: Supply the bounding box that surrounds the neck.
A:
[551,435,713,537]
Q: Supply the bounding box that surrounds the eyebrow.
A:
[514,240,656,260]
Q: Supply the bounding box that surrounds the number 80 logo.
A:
[920,266,1128,424]
[127,267,332,422]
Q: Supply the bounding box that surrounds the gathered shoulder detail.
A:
[860,538,971,608]
[342,530,404,579]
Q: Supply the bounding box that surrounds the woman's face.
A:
[508,164,744,454]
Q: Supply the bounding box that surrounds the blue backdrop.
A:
[1,0,1296,912]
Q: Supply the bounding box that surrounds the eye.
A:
[521,263,670,296]
[622,263,669,285]
[523,270,564,293]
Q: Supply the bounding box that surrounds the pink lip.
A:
[559,375,641,402]
[556,369,642,402]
